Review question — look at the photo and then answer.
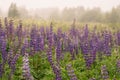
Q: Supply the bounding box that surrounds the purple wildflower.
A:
[56,39,62,62]
[22,53,34,80]
[116,59,120,73]
[66,64,78,80]
[101,65,109,80]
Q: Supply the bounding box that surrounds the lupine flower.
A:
[21,38,29,55]
[0,25,4,37]
[101,65,109,80]
[53,63,62,80]
[46,23,62,80]
[47,48,53,64]
[8,19,14,41]
[66,64,78,80]
[116,59,120,73]
[22,53,34,80]
[116,31,120,46]
[62,33,69,52]
[40,26,45,37]
[0,63,3,77]
[57,28,62,40]
[80,41,93,69]
[69,42,75,60]
[10,54,20,73]
[103,31,112,56]
[0,36,7,63]
[8,50,20,80]
[46,52,62,80]
[84,24,89,39]
[46,25,53,64]
[48,23,53,47]
[35,34,44,52]
[8,50,20,73]
[56,39,62,62]
[8,50,13,66]
[72,37,79,56]
[30,27,38,52]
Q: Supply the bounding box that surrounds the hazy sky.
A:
[0,0,120,12]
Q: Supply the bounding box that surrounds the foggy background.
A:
[0,0,120,23]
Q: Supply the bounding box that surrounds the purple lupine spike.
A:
[47,58,62,80]
[47,25,54,63]
[62,33,69,52]
[30,27,38,53]
[21,38,29,56]
[0,36,7,63]
[53,33,57,46]
[89,37,97,63]
[10,54,20,73]
[8,19,14,41]
[84,24,89,39]
[56,39,62,62]
[66,64,78,80]
[8,50,13,66]
[69,25,77,38]
[57,28,62,40]
[0,25,4,37]
[101,65,109,80]
[0,63,3,77]
[22,53,34,80]
[116,31,120,46]
[80,40,93,69]
[40,26,45,38]
[103,31,112,56]
[46,25,62,80]
[8,51,20,80]
[73,37,79,55]
[53,63,62,80]
[47,48,54,67]
[46,27,50,40]
[46,25,53,63]
[116,59,120,73]
[97,37,104,61]
[69,42,75,60]
[30,27,37,47]
[35,34,44,52]
[49,25,53,46]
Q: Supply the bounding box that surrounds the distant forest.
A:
[0,3,120,23]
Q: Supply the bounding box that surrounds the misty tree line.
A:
[0,3,120,23]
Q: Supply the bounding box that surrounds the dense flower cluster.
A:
[0,18,120,79]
